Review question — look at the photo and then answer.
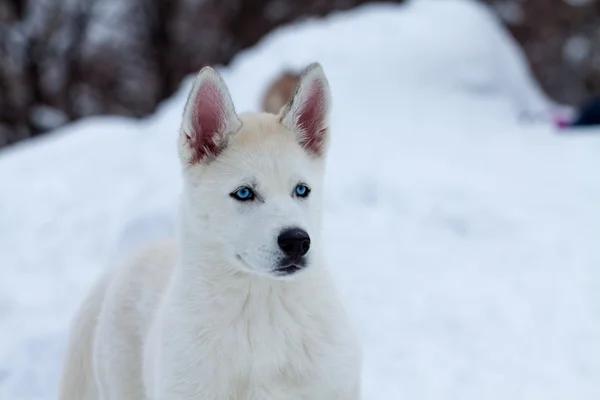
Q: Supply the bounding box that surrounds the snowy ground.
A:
[1,0,600,399]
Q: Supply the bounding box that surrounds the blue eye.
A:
[295,184,310,198]
[231,187,254,201]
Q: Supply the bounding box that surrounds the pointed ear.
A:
[279,63,332,157]
[178,66,242,165]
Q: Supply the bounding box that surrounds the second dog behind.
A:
[261,70,302,114]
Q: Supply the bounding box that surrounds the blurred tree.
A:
[0,0,599,147]
[0,0,400,146]
[485,0,600,107]
[0,0,98,144]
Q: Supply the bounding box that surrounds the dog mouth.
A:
[235,254,307,277]
[273,265,303,275]
[273,257,307,276]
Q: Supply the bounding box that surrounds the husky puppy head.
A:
[177,63,332,279]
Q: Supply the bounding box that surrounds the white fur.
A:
[58,63,361,400]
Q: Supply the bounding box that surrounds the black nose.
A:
[277,228,311,259]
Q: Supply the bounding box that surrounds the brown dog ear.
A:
[179,66,242,165]
[279,63,332,157]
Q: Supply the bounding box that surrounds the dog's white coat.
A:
[58,63,361,400]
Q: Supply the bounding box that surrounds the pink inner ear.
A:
[297,80,327,156]
[188,82,226,163]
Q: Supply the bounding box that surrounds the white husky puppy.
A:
[58,63,361,400]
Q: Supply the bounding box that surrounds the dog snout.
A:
[277,228,310,259]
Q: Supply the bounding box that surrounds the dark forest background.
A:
[1,0,599,147]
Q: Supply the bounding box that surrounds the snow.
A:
[30,107,69,131]
[1,0,600,398]
[564,0,594,6]
[488,1,524,25]
[564,36,592,65]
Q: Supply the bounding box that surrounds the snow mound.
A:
[1,0,599,399]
